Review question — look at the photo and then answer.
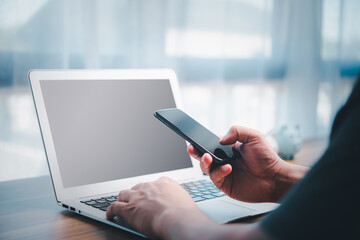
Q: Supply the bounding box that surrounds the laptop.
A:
[29,69,278,238]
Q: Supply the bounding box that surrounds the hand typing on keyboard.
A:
[106,177,214,239]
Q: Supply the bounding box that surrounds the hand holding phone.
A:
[154,108,239,170]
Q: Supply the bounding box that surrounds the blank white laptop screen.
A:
[39,79,192,188]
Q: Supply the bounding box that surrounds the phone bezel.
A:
[154,109,238,166]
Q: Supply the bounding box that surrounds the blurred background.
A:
[1,0,359,181]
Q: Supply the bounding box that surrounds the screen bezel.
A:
[29,69,203,202]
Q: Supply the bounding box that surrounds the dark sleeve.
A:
[261,80,360,239]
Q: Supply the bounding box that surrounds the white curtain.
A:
[0,0,359,180]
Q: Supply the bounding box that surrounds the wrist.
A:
[272,160,309,202]
[155,208,215,240]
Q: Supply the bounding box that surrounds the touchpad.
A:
[198,200,256,223]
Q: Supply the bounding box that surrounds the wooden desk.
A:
[0,176,144,240]
[0,138,327,240]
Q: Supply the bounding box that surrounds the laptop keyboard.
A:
[80,196,117,211]
[180,179,226,202]
[81,179,226,211]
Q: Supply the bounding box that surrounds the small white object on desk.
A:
[266,125,303,160]
[276,125,303,160]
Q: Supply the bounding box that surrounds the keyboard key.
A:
[191,193,203,197]
[92,202,110,208]
[91,198,103,201]
[213,192,226,197]
[100,206,109,211]
[193,196,206,202]
[202,191,212,195]
[105,198,117,202]
[102,196,113,200]
[84,200,97,205]
[203,194,216,199]
[95,199,107,204]
[189,189,200,193]
[195,193,204,197]
[205,183,215,187]
[193,192,203,196]
[210,189,220,193]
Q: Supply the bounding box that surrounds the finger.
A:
[106,201,128,219]
[131,182,145,190]
[219,125,263,145]
[187,144,202,160]
[117,189,136,202]
[200,153,213,175]
[209,164,232,185]
[157,176,173,183]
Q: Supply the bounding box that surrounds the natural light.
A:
[0,0,48,30]
[165,29,272,59]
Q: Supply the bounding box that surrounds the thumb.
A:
[219,125,262,145]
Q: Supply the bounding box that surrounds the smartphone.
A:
[154,108,239,170]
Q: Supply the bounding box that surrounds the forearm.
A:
[156,207,269,240]
[156,208,214,240]
[160,213,270,240]
[273,161,309,202]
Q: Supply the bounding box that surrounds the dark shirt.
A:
[261,78,360,239]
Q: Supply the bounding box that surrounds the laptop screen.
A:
[39,79,192,188]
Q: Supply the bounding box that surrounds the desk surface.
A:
[0,138,327,240]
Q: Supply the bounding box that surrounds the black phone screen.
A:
[154,108,234,161]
